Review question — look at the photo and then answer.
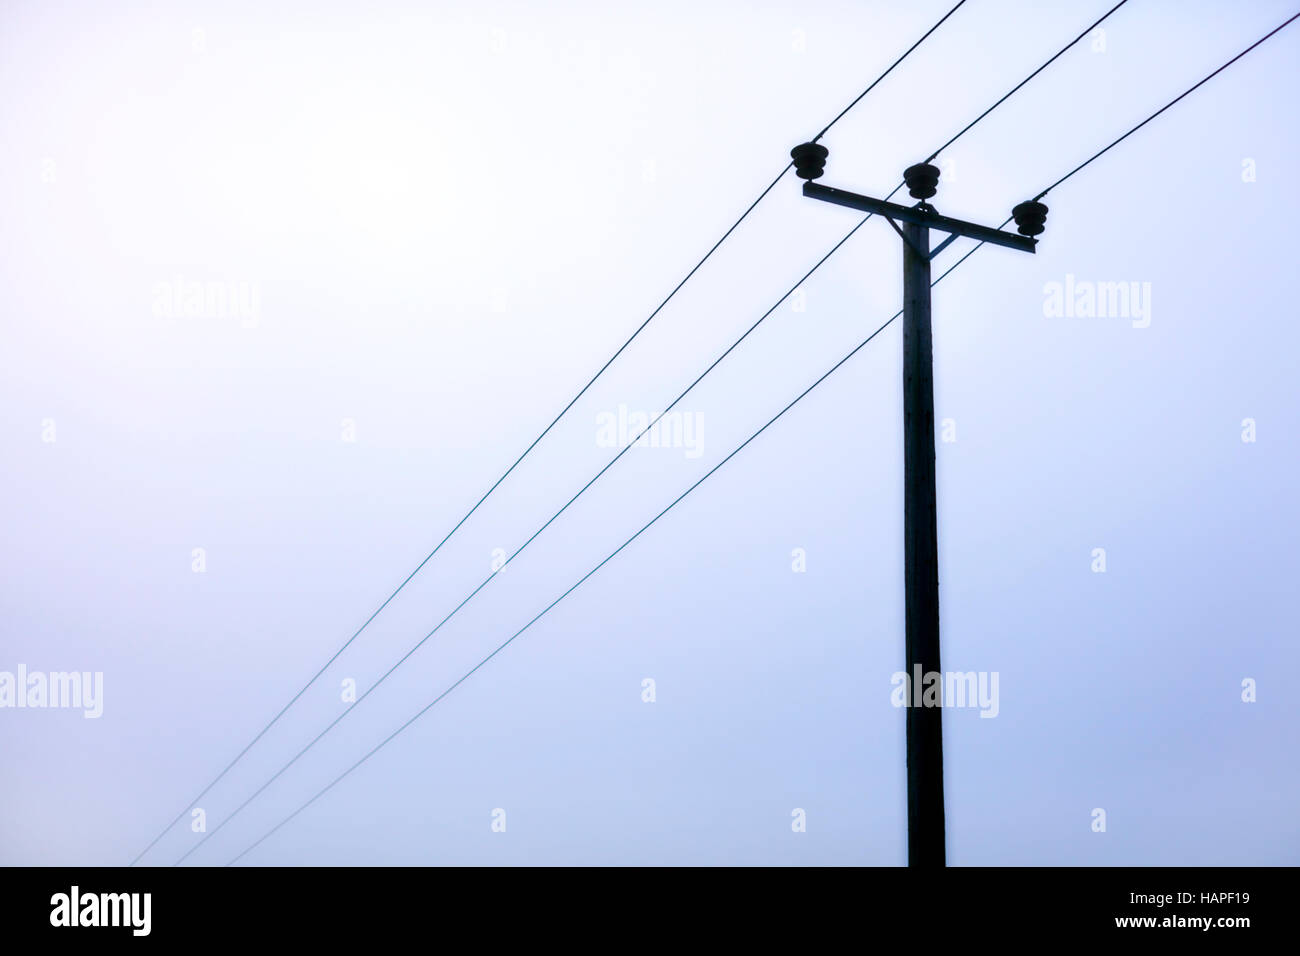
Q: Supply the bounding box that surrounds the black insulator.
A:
[903,162,940,200]
[1011,200,1049,237]
[790,142,829,180]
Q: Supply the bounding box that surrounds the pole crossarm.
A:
[802,181,1037,254]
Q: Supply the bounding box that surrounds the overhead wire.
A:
[219,7,1299,865]
[129,0,975,867]
[168,0,1139,865]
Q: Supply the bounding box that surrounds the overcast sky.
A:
[2,0,1297,866]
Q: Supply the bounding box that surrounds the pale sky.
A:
[1,0,1297,866]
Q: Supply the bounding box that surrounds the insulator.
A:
[903,162,940,200]
[1011,200,1048,237]
[790,142,829,181]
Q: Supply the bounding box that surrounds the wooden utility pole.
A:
[789,144,1046,866]
[901,217,945,867]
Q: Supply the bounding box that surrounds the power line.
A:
[1032,9,1300,200]
[128,2,971,867]
[223,242,980,869]
[218,13,1297,865]
[128,164,790,874]
[814,0,970,142]
[171,214,875,866]
[923,0,1130,163]
[169,1,1132,865]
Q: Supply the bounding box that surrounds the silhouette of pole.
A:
[901,217,945,867]
[791,144,1045,866]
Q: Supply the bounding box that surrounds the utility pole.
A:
[789,143,1047,867]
